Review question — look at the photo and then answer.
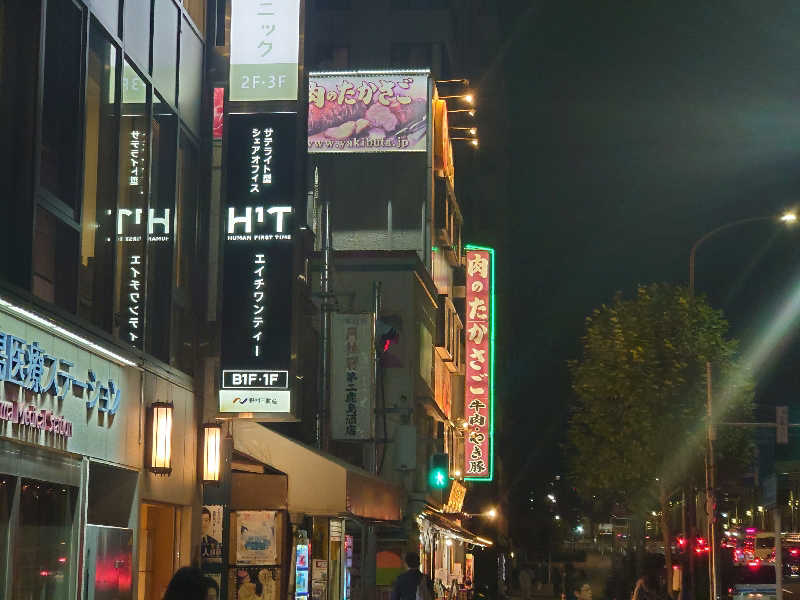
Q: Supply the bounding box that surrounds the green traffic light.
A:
[430,468,448,489]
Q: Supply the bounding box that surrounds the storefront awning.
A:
[233,420,403,522]
[418,509,493,548]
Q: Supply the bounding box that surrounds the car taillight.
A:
[791,549,799,556]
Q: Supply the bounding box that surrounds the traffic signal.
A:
[376,319,400,355]
[429,453,449,489]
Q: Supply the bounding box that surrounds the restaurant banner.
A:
[308,71,428,153]
[464,246,494,481]
[330,313,375,440]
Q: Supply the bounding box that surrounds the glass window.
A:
[91,0,119,36]
[171,135,198,374]
[0,476,12,593]
[390,43,433,68]
[314,44,349,70]
[12,479,78,600]
[40,0,83,210]
[114,60,150,349]
[179,17,203,135]
[123,0,151,72]
[147,97,178,363]
[153,0,178,105]
[79,20,119,332]
[33,208,79,313]
[182,0,205,35]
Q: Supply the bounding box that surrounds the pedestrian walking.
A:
[391,553,433,600]
[570,575,592,600]
[631,573,660,600]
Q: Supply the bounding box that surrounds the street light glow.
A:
[547,494,556,503]
[486,508,498,519]
[781,211,797,224]
[554,514,561,521]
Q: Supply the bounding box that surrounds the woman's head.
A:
[163,567,218,600]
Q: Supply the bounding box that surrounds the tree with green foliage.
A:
[568,284,754,595]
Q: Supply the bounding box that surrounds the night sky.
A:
[466,1,800,507]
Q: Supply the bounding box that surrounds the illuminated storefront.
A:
[0,296,200,599]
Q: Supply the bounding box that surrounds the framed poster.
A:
[235,511,278,565]
[234,567,280,600]
[201,505,224,572]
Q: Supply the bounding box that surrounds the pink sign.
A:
[213,87,224,140]
[464,247,493,480]
[308,72,428,153]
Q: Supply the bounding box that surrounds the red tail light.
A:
[791,549,799,556]
[748,560,761,568]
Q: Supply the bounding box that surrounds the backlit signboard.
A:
[464,245,494,481]
[230,0,300,101]
[308,71,429,153]
[220,113,296,414]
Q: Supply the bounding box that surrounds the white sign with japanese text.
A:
[330,314,375,440]
[230,0,300,101]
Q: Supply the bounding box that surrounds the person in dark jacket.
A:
[391,553,432,600]
[163,566,218,599]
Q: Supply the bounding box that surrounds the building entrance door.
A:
[137,502,177,600]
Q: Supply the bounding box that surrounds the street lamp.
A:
[450,126,477,136]
[448,109,476,117]
[451,137,479,147]
[689,211,797,295]
[689,209,797,600]
[440,93,475,105]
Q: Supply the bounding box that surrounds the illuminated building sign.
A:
[463,245,494,481]
[129,130,145,186]
[0,331,125,439]
[127,255,142,344]
[220,113,296,415]
[308,71,429,153]
[229,0,300,102]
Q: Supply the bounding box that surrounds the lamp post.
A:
[688,210,796,600]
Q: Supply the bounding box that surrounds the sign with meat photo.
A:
[308,71,429,153]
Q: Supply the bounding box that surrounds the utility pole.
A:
[317,166,333,451]
[706,362,718,600]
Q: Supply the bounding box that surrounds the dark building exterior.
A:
[0,1,209,598]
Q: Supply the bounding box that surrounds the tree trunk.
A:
[660,486,676,599]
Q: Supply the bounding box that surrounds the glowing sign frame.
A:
[463,244,495,482]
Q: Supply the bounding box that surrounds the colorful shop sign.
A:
[463,245,494,481]
[308,71,429,153]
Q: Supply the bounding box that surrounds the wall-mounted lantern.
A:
[147,402,173,475]
[202,423,222,484]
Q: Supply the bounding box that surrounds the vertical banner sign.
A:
[330,314,375,440]
[229,0,300,102]
[464,245,494,481]
[220,113,296,414]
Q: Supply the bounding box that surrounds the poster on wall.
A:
[234,566,280,600]
[201,505,224,572]
[463,245,495,481]
[230,0,300,101]
[220,113,297,416]
[236,511,279,565]
[330,314,375,440]
[308,71,429,153]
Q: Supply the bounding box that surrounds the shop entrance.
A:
[137,502,177,600]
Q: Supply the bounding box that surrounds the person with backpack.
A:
[391,553,434,600]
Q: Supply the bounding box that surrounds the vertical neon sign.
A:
[464,245,494,481]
